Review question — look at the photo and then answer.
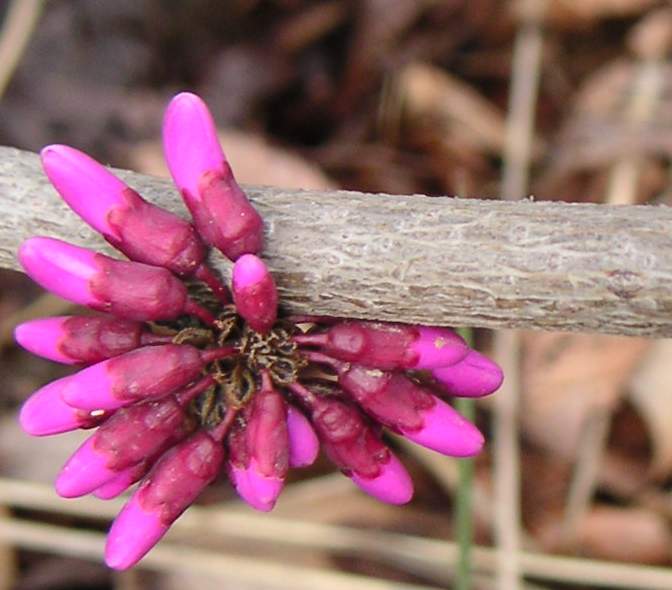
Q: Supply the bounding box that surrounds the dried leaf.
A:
[395,62,510,154]
[273,1,348,54]
[576,506,671,564]
[521,332,650,458]
[538,59,672,198]
[628,7,672,59]
[545,0,657,28]
[628,339,672,478]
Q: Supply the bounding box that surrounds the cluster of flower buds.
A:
[14,92,503,570]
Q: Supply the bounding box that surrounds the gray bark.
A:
[1,146,671,337]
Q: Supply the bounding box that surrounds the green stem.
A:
[454,328,475,590]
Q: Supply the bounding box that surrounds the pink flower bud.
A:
[105,430,225,570]
[338,366,483,457]
[286,405,319,468]
[350,453,414,505]
[14,316,151,365]
[432,350,504,398]
[232,254,278,333]
[42,144,207,277]
[105,492,168,570]
[56,435,124,498]
[404,396,484,456]
[18,238,192,321]
[19,377,108,436]
[56,396,192,498]
[309,396,413,504]
[297,321,468,370]
[162,93,224,201]
[56,344,208,411]
[412,327,470,369]
[94,462,149,500]
[163,92,263,260]
[228,377,288,511]
[229,458,285,512]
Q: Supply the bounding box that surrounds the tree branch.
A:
[1,146,671,336]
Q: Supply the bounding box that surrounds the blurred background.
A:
[1,1,672,589]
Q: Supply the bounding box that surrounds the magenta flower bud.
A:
[162,93,223,201]
[404,397,484,456]
[412,326,471,369]
[18,238,194,322]
[232,254,278,333]
[309,396,413,504]
[338,365,483,457]
[19,377,108,436]
[56,435,123,498]
[14,316,159,365]
[229,458,285,512]
[228,376,288,511]
[105,492,168,570]
[286,405,319,468]
[56,344,210,411]
[19,237,103,307]
[105,430,225,570]
[297,321,468,370]
[56,396,193,498]
[94,462,148,500]
[163,92,263,260]
[41,144,207,277]
[350,453,414,505]
[432,350,504,398]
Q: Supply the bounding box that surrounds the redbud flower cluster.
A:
[14,93,503,570]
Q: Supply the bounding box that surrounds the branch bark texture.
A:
[1,146,671,337]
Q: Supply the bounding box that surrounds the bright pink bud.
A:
[42,145,207,277]
[412,327,470,369]
[163,92,263,260]
[432,350,504,398]
[19,377,108,436]
[286,405,319,468]
[94,462,149,500]
[350,453,413,505]
[57,344,208,411]
[309,396,413,504]
[338,366,483,456]
[19,237,102,308]
[162,93,224,200]
[297,321,468,370]
[18,238,190,321]
[56,396,193,498]
[229,459,285,512]
[406,397,483,456]
[232,254,278,333]
[105,492,168,570]
[228,377,288,511]
[14,316,152,365]
[105,430,225,570]
[56,436,123,498]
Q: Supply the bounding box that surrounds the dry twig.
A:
[0,0,43,98]
[2,479,672,589]
[1,147,672,336]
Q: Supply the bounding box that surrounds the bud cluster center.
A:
[167,300,305,427]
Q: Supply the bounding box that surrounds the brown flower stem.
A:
[210,405,238,442]
[288,381,317,405]
[184,299,217,326]
[194,263,231,303]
